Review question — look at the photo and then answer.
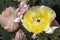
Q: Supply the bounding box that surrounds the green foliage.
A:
[0,0,19,13]
[37,27,60,40]
[28,0,60,7]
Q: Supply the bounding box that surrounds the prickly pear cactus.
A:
[0,0,60,40]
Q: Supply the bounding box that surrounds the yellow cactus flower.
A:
[21,5,56,36]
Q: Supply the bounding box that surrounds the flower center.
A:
[37,19,40,22]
